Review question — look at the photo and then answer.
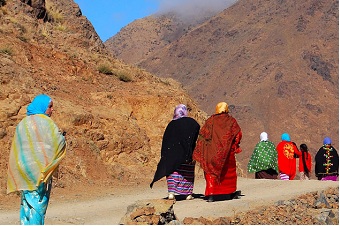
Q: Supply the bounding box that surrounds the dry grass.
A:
[0,46,13,55]
[46,0,64,23]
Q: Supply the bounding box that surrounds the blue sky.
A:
[73,0,160,42]
[73,0,237,42]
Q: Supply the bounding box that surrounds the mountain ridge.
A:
[105,0,339,171]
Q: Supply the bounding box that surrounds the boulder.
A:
[119,199,177,225]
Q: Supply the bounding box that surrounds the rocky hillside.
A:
[183,187,339,225]
[105,1,237,65]
[105,0,339,172]
[0,0,207,196]
[119,186,339,225]
[105,14,194,65]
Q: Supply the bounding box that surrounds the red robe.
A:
[204,142,242,195]
[193,113,242,195]
[276,141,299,180]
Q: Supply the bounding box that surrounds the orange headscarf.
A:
[215,102,229,114]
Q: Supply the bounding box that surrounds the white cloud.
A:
[156,0,238,23]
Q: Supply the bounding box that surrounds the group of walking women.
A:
[6,94,339,225]
[151,102,243,202]
[150,102,339,203]
[7,94,241,224]
[247,132,339,181]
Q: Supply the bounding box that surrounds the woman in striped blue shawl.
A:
[7,94,66,225]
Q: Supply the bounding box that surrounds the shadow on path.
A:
[163,190,244,202]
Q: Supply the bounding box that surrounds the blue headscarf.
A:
[323,137,332,145]
[173,104,188,120]
[281,133,291,142]
[26,94,52,116]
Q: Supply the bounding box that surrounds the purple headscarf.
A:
[173,104,188,120]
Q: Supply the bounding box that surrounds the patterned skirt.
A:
[279,173,290,180]
[166,163,195,195]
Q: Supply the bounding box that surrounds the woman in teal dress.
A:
[7,94,66,225]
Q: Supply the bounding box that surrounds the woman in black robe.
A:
[315,136,339,181]
[150,104,200,200]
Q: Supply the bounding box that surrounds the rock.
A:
[212,217,231,225]
[119,199,176,225]
[314,209,338,225]
[0,129,6,139]
[183,217,212,225]
[314,191,331,209]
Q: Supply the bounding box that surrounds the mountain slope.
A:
[105,12,216,65]
[105,1,238,65]
[105,0,339,170]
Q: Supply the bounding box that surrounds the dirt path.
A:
[0,177,338,224]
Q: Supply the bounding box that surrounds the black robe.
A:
[150,117,200,188]
[315,145,339,179]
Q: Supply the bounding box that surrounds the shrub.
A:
[0,47,12,55]
[15,23,26,33]
[116,71,132,82]
[55,24,67,31]
[45,1,64,23]
[18,36,28,42]
[98,65,113,75]
[41,25,49,37]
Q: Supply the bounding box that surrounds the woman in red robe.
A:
[276,133,300,180]
[193,102,242,202]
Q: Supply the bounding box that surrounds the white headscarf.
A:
[260,132,268,141]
